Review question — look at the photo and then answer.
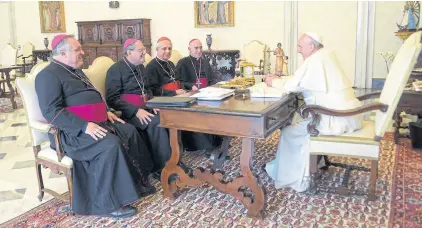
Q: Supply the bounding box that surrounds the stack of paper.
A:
[190,87,234,100]
[249,82,289,98]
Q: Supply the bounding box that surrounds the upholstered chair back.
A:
[83,56,115,97]
[16,62,51,146]
[1,43,17,66]
[375,31,422,137]
[169,50,184,65]
[144,53,152,66]
[242,40,267,72]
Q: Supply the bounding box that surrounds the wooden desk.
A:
[394,90,422,143]
[156,93,300,219]
[0,65,22,109]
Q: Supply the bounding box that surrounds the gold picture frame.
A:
[39,1,66,33]
[194,1,235,28]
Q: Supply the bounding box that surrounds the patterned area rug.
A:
[389,137,422,228]
[2,132,397,227]
[0,96,23,113]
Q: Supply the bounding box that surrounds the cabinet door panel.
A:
[80,25,99,45]
[121,23,141,42]
[99,23,120,45]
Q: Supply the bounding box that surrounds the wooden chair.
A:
[301,31,422,200]
[15,62,73,206]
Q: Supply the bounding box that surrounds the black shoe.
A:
[136,181,156,197]
[108,205,137,218]
[152,171,161,180]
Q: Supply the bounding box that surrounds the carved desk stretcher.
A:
[155,93,301,219]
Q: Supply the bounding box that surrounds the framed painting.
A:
[194,1,235,28]
[39,1,66,33]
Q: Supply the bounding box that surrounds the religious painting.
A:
[38,1,66,33]
[194,1,235,28]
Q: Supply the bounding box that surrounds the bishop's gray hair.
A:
[52,35,75,57]
[124,43,137,56]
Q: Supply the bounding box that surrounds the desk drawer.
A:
[265,97,298,133]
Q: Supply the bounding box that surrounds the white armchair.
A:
[16,42,35,74]
[301,31,422,200]
[16,62,73,205]
[236,40,269,76]
[1,43,17,67]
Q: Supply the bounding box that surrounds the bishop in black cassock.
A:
[35,35,153,217]
[156,38,222,152]
[106,39,171,174]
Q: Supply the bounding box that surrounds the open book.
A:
[190,87,235,100]
[249,82,289,98]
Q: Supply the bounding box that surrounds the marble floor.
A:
[0,109,68,224]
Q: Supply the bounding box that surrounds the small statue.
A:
[273,43,288,76]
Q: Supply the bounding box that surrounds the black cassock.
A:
[145,57,221,151]
[35,62,153,215]
[106,58,171,171]
[176,55,218,90]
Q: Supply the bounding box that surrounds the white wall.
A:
[13,1,284,64]
[373,1,406,79]
[0,2,11,63]
[298,1,358,85]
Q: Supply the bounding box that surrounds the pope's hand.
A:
[264,75,279,87]
[191,85,199,91]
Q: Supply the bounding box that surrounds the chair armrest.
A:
[29,120,66,162]
[356,91,381,101]
[22,55,33,60]
[48,126,66,163]
[300,102,388,136]
[29,120,51,132]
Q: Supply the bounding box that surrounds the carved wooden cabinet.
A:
[76,19,151,68]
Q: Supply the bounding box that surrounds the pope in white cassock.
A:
[263,32,363,192]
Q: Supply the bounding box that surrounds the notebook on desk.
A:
[146,97,197,108]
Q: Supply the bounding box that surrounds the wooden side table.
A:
[0,65,22,109]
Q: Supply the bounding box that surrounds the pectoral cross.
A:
[196,79,202,89]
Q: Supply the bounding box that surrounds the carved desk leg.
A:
[161,128,203,198]
[239,138,265,219]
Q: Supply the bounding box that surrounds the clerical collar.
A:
[52,59,77,72]
[123,57,139,68]
[156,56,168,63]
[189,55,201,62]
